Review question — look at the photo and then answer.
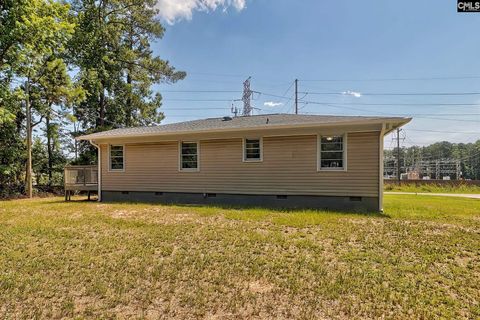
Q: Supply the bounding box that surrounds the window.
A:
[319,135,345,170]
[180,141,199,171]
[243,138,262,161]
[109,145,124,171]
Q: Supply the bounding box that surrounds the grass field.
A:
[0,195,479,319]
[384,182,480,194]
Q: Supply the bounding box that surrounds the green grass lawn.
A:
[384,182,480,194]
[0,195,479,319]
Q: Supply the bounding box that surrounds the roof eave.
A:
[77,117,412,142]
[384,117,412,135]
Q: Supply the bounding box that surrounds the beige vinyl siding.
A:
[100,131,379,197]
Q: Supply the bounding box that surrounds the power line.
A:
[299,75,480,82]
[301,101,480,123]
[409,117,479,123]
[167,72,480,82]
[163,107,229,110]
[160,89,480,106]
[254,91,300,101]
[298,100,480,107]
[300,91,480,96]
[163,98,237,102]
[251,91,480,106]
[407,129,480,134]
[163,97,480,108]
[187,72,246,78]
[281,81,295,97]
[456,150,480,161]
[402,113,480,116]
[248,92,480,122]
[161,90,241,93]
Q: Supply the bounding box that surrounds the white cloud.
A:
[264,101,283,107]
[156,0,247,24]
[342,90,362,98]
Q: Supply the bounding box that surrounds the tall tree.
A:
[1,0,76,196]
[0,86,25,197]
[70,0,185,132]
[30,58,84,185]
[0,0,28,124]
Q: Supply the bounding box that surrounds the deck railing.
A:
[64,165,98,191]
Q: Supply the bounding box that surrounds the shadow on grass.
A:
[38,197,98,204]
[47,197,389,218]
[170,202,389,218]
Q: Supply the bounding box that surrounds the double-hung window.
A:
[180,141,199,171]
[319,135,345,170]
[243,138,262,162]
[109,145,124,171]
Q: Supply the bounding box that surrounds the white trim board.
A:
[242,137,263,163]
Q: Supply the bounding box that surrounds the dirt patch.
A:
[248,280,275,294]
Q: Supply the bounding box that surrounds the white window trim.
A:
[242,137,263,162]
[317,134,347,172]
[179,141,200,172]
[108,144,125,172]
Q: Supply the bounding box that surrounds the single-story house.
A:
[77,114,411,211]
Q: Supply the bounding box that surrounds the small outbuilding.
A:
[76,114,411,211]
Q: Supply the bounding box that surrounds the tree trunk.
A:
[125,26,134,127]
[46,108,53,186]
[98,80,106,127]
[126,72,132,126]
[74,122,78,161]
[25,81,32,198]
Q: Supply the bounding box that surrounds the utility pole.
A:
[25,80,32,198]
[242,76,252,116]
[396,128,401,182]
[294,79,298,114]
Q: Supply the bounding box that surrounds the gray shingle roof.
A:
[78,113,410,140]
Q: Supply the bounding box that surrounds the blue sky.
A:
[153,0,480,147]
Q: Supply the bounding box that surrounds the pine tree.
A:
[69,0,186,130]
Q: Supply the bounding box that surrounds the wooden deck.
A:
[64,165,98,200]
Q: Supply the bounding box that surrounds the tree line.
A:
[0,0,185,197]
[384,140,480,180]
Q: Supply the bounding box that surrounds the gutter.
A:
[378,123,386,212]
[89,140,102,202]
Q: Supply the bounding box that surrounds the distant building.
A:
[406,170,420,180]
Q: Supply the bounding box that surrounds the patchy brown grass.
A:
[0,195,479,319]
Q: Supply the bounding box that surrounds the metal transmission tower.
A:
[242,76,253,116]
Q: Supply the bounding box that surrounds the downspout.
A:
[89,140,102,202]
[378,123,386,212]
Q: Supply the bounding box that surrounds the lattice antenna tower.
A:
[242,76,253,116]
